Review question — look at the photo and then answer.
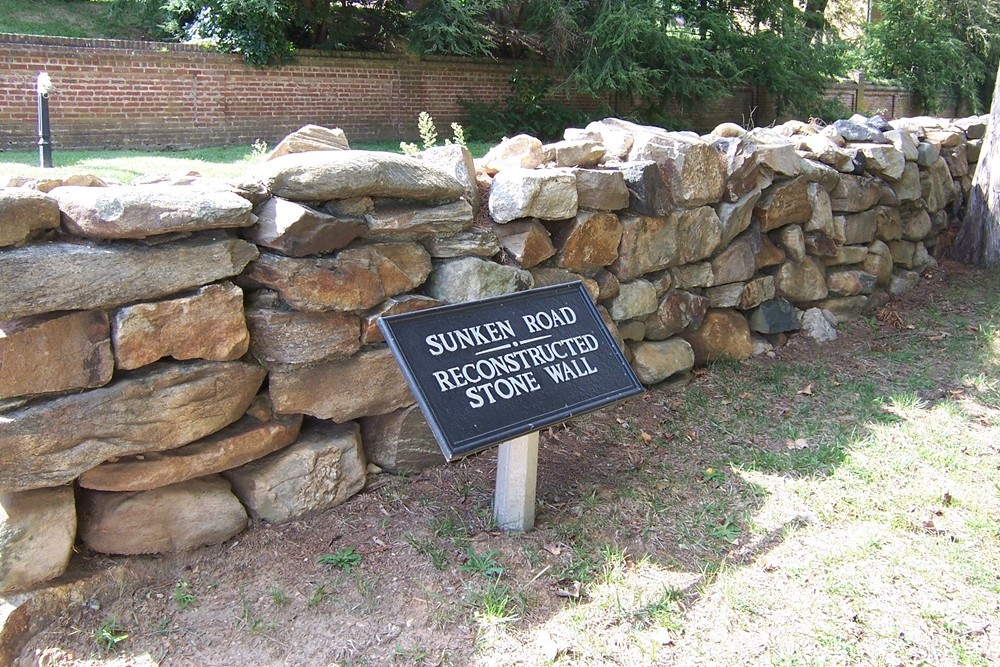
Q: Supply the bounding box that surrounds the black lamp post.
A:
[37,71,53,168]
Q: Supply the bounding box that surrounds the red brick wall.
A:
[0,34,937,151]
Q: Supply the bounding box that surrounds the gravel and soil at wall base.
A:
[12,260,1000,667]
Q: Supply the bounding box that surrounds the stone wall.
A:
[0,113,987,594]
[0,33,947,151]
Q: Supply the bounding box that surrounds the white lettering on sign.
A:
[423,306,602,408]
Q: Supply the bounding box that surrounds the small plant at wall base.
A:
[400,112,467,156]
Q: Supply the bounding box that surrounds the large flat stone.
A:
[754,177,812,231]
[424,257,533,303]
[0,188,59,247]
[0,236,258,322]
[224,421,366,524]
[612,214,678,281]
[574,168,630,211]
[774,257,829,302]
[643,290,708,340]
[246,196,365,256]
[420,144,480,210]
[253,150,464,202]
[422,228,501,258]
[628,132,727,207]
[51,185,253,239]
[77,476,247,555]
[0,310,112,401]
[270,348,413,422]
[268,124,349,159]
[365,199,474,240]
[361,405,445,474]
[78,396,303,491]
[628,338,695,384]
[492,219,555,268]
[112,282,249,371]
[830,175,881,213]
[488,168,577,223]
[245,290,360,365]
[0,487,76,592]
[0,360,266,492]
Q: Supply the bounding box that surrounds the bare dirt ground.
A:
[14,260,1000,667]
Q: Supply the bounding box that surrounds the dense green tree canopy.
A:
[110,0,999,115]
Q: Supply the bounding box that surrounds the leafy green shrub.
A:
[163,0,295,66]
[459,71,607,141]
[408,0,499,57]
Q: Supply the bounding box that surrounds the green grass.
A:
[0,0,116,38]
[0,141,494,184]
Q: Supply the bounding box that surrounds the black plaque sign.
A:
[378,282,644,461]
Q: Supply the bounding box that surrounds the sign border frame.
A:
[378,281,644,461]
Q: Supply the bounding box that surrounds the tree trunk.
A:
[952,62,1000,265]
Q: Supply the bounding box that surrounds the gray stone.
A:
[0,188,59,247]
[78,476,247,554]
[823,244,872,266]
[705,283,745,308]
[493,219,556,268]
[775,225,807,262]
[51,185,252,239]
[573,168,630,211]
[361,405,445,474]
[916,141,940,167]
[804,233,839,257]
[774,257,829,302]
[715,188,761,247]
[424,257,533,303]
[362,295,442,345]
[365,199,474,240]
[864,240,894,286]
[0,487,76,592]
[224,421,366,524]
[629,133,727,207]
[609,280,658,321]
[643,290,709,340]
[925,129,965,149]
[628,338,695,384]
[884,129,919,161]
[941,144,969,177]
[826,268,877,296]
[749,299,800,334]
[423,227,501,259]
[952,115,988,140]
[270,348,413,422]
[578,118,636,161]
[856,144,905,181]
[738,276,775,310]
[620,161,671,217]
[816,296,870,322]
[78,396,302,491]
[529,268,600,303]
[0,360,266,492]
[0,310,112,401]
[889,269,921,295]
[920,158,957,212]
[967,139,982,162]
[754,142,803,177]
[247,197,365,256]
[715,137,771,202]
[830,175,881,213]
[420,144,480,210]
[256,150,465,202]
[797,135,855,172]
[670,262,715,289]
[245,291,360,365]
[676,207,724,265]
[618,320,645,341]
[901,207,932,241]
[833,119,886,143]
[594,269,622,302]
[805,183,835,235]
[842,209,878,244]
[0,236,258,322]
[611,214,676,281]
[553,210,623,270]
[112,282,249,371]
[480,134,544,174]
[489,168,577,223]
[890,163,922,202]
[798,158,842,191]
[542,140,606,167]
[711,233,757,285]
[268,124,349,159]
[755,177,812,231]
[800,308,838,342]
[681,309,753,364]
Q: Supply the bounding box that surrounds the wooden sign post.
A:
[379,282,643,532]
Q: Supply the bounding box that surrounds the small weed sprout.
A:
[318,547,363,572]
[417,111,438,149]
[270,586,290,607]
[307,584,330,607]
[399,112,467,155]
[93,615,128,654]
[448,122,467,147]
[172,580,196,609]
[460,548,504,578]
[249,138,269,160]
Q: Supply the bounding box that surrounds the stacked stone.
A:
[473,112,984,383]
